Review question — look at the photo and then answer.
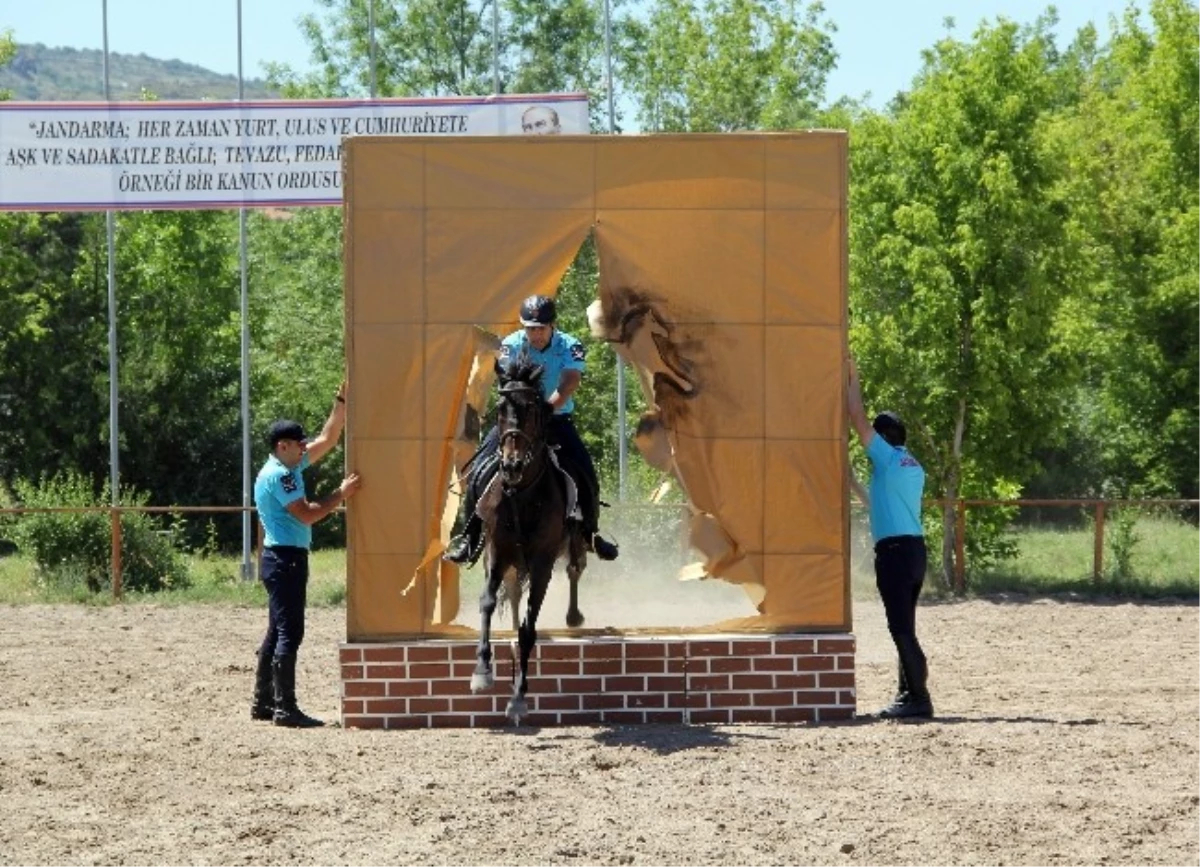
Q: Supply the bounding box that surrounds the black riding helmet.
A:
[872,411,907,447]
[519,294,557,326]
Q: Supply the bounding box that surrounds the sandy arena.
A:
[0,590,1196,866]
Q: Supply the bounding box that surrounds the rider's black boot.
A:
[443,485,484,566]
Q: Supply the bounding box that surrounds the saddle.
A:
[473,446,583,526]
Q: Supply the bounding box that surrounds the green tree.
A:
[849,15,1074,588]
[0,28,14,99]
[621,0,836,131]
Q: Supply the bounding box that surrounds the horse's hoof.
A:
[506,697,528,724]
[566,609,585,629]
[471,671,494,693]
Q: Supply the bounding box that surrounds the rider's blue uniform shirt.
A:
[500,328,587,415]
[255,453,312,549]
[866,434,925,543]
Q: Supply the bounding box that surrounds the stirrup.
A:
[591,533,619,561]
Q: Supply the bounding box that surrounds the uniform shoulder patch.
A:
[281,472,298,494]
[569,341,586,362]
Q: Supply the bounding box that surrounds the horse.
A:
[470,353,589,724]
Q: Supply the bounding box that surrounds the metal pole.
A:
[237,0,254,580]
[492,0,500,93]
[603,0,626,501]
[102,0,122,594]
[368,0,378,97]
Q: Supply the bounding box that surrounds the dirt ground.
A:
[0,590,1196,866]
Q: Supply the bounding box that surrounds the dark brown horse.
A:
[470,353,588,723]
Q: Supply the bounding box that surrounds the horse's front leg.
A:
[473,555,506,693]
[565,528,587,629]
[507,558,554,724]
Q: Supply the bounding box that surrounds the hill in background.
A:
[0,43,277,100]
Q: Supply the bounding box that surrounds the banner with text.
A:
[0,94,589,211]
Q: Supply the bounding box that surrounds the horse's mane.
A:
[499,351,546,394]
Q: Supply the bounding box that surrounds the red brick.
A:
[605,710,647,725]
[344,681,387,698]
[557,676,603,695]
[626,693,665,709]
[408,645,451,662]
[647,676,683,693]
[527,678,559,694]
[774,707,816,723]
[339,647,363,664]
[429,714,469,728]
[473,713,511,728]
[731,708,775,723]
[819,672,855,688]
[666,658,687,674]
[538,660,584,676]
[385,715,428,729]
[665,642,689,658]
[409,662,452,680]
[342,700,364,715]
[538,643,582,661]
[837,655,855,670]
[752,656,794,672]
[581,659,622,676]
[604,675,645,692]
[388,680,430,697]
[366,698,410,715]
[366,663,407,679]
[683,658,708,674]
[775,673,816,690]
[536,694,581,711]
[451,696,496,714]
[838,690,856,706]
[752,691,796,707]
[690,674,730,692]
[558,711,603,725]
[342,715,384,729]
[341,664,364,681]
[730,640,774,656]
[731,674,774,690]
[709,691,751,708]
[711,657,753,673]
[817,638,854,654]
[581,643,622,660]
[410,697,452,714]
[524,712,559,727]
[450,644,477,661]
[818,707,854,722]
[795,690,838,705]
[625,643,666,659]
[690,709,730,724]
[774,638,815,655]
[626,659,666,675]
[452,663,479,678]
[645,710,686,724]
[363,647,406,662]
[581,692,624,710]
[689,640,731,658]
[430,679,472,696]
[796,655,834,672]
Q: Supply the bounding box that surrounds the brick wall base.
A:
[340,634,856,729]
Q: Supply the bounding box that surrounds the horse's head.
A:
[495,353,551,487]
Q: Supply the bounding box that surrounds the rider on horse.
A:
[443,294,620,566]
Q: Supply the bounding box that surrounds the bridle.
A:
[497,382,547,491]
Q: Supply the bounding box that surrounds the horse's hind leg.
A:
[507,559,553,724]
[565,530,587,629]
[473,556,505,693]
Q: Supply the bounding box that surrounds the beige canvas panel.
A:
[764,135,845,211]
[350,210,425,324]
[761,553,846,627]
[764,209,843,325]
[763,440,844,555]
[350,438,427,556]
[670,436,766,558]
[350,325,425,441]
[764,325,843,440]
[595,136,765,210]
[424,210,593,324]
[594,210,766,324]
[347,553,427,640]
[423,138,596,211]
[345,141,425,210]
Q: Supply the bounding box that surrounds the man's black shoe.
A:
[592,533,619,561]
[877,695,933,719]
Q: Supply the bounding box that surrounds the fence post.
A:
[954,499,966,593]
[1093,501,1106,583]
[110,507,123,598]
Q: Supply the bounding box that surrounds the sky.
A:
[2,0,1138,108]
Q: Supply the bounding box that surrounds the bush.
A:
[4,472,190,594]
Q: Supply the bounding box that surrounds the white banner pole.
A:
[237,0,254,580]
[603,0,627,503]
[101,0,120,514]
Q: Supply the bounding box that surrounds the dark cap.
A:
[872,411,907,447]
[266,419,307,449]
[519,294,557,326]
